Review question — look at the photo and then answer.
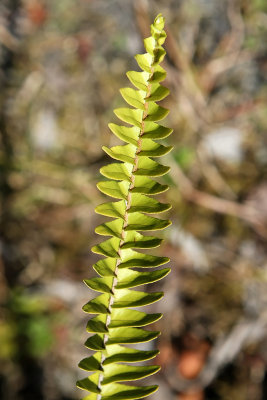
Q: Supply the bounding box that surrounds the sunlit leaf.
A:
[100,162,132,181]
[102,144,136,164]
[126,71,149,91]
[135,53,153,72]
[78,13,172,400]
[120,87,145,110]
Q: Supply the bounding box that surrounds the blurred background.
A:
[0,0,267,399]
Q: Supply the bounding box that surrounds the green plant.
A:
[77,14,172,400]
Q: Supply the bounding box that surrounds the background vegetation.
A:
[0,0,267,399]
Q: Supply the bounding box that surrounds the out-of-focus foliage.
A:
[0,0,266,400]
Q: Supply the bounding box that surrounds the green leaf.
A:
[131,176,169,194]
[79,353,103,371]
[126,71,149,91]
[126,212,171,231]
[151,27,167,46]
[80,346,158,370]
[153,14,165,32]
[129,193,171,213]
[146,103,169,121]
[87,310,162,332]
[134,157,170,177]
[135,53,153,72]
[97,180,129,200]
[114,107,143,127]
[149,65,166,82]
[77,373,101,394]
[101,382,158,399]
[83,288,163,316]
[120,87,145,110]
[147,84,169,101]
[84,334,105,351]
[84,276,114,294]
[102,364,160,384]
[121,232,162,249]
[113,289,163,308]
[81,394,98,400]
[116,268,171,288]
[153,48,166,64]
[119,249,169,268]
[107,327,160,345]
[91,237,120,258]
[103,344,159,364]
[109,309,162,328]
[143,122,173,139]
[144,37,156,55]
[108,124,139,145]
[93,258,117,277]
[100,162,132,181]
[103,144,136,164]
[95,200,126,218]
[86,315,109,333]
[83,293,110,314]
[95,219,123,238]
[140,139,173,157]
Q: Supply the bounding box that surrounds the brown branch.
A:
[0,25,19,51]
[168,158,267,238]
[199,0,246,92]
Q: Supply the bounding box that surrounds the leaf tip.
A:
[154,13,165,28]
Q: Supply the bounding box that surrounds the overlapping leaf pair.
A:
[77,14,172,400]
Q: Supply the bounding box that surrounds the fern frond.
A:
[77,14,172,400]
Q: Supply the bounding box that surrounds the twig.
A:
[0,24,19,51]
[196,146,237,200]
[168,157,267,238]
[199,0,246,92]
